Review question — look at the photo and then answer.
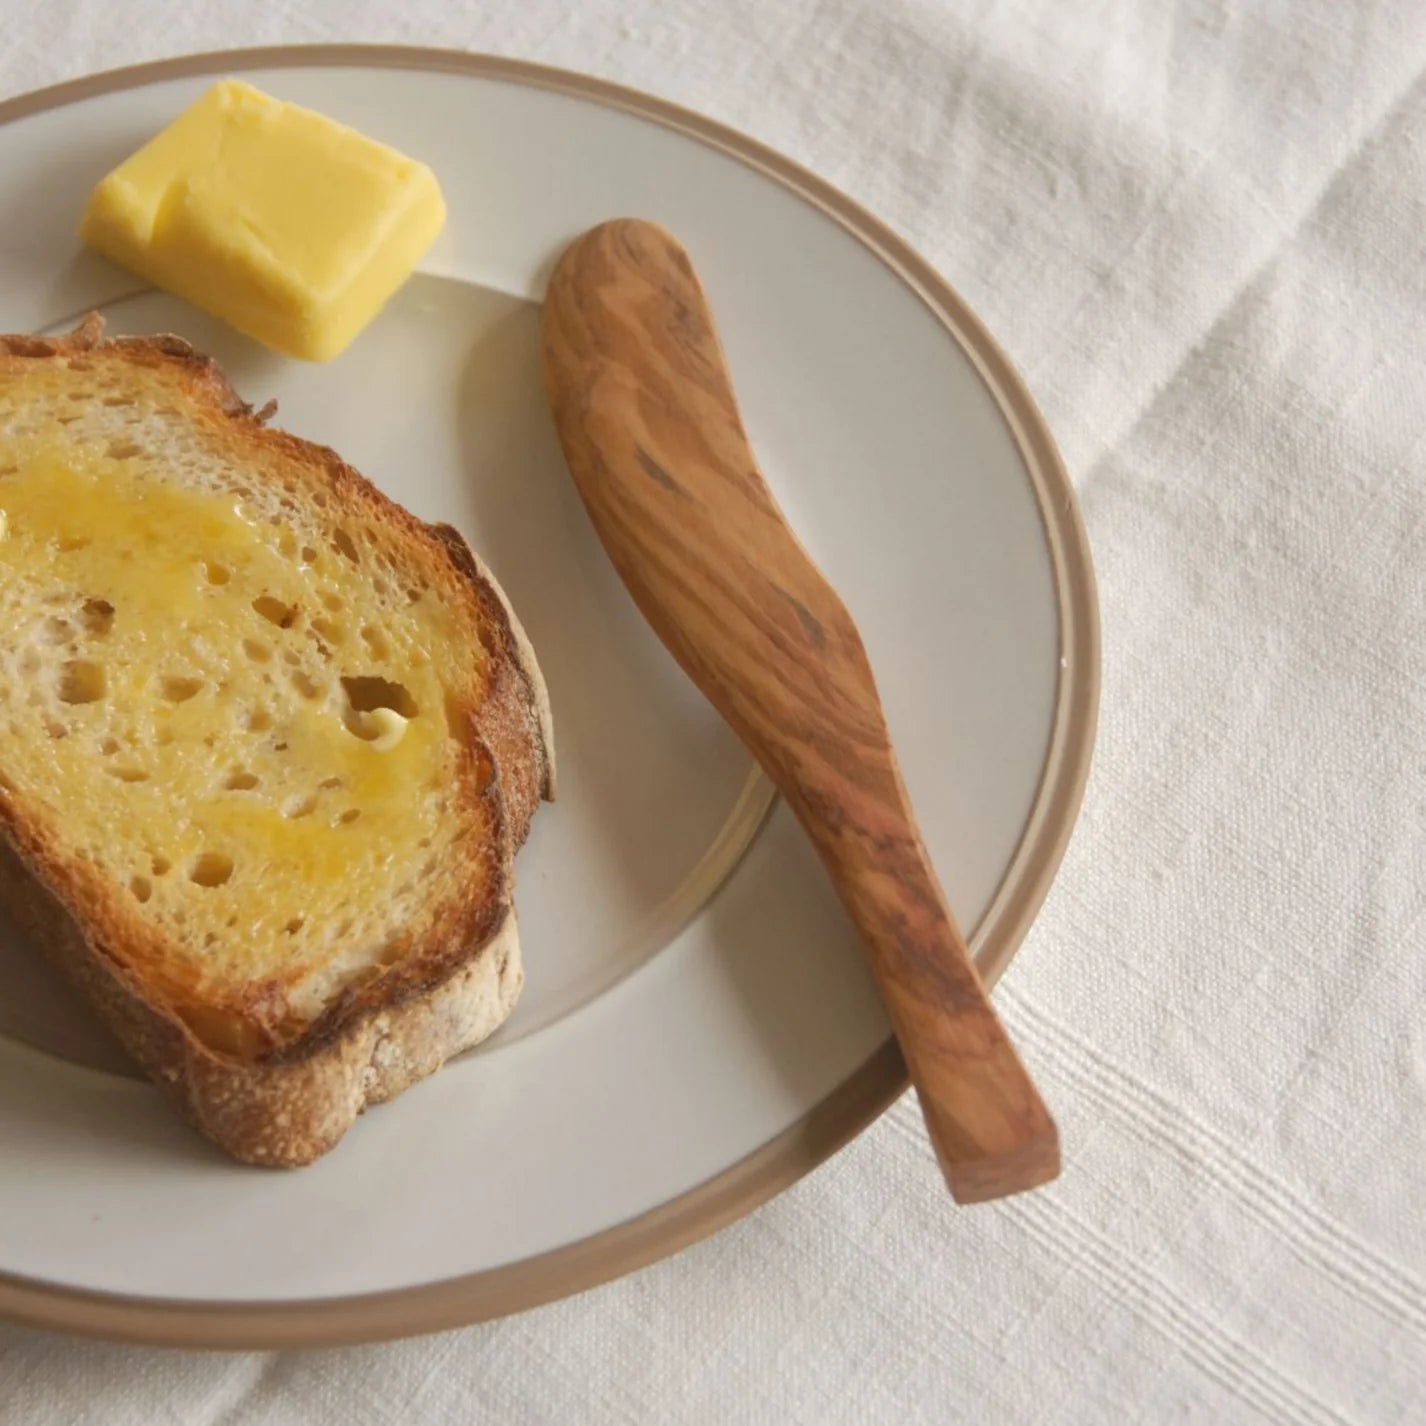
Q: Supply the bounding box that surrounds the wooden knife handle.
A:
[803,755,1060,1203]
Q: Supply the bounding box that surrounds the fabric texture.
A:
[3,2,1425,1421]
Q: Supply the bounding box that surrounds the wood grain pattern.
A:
[542,219,1058,1203]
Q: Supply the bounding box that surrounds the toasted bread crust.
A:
[0,829,523,1165]
[0,318,552,1165]
[430,521,556,837]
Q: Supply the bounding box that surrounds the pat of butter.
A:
[348,706,409,751]
[78,79,445,361]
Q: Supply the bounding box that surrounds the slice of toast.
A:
[0,316,553,1165]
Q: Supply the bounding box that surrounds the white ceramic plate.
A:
[0,48,1097,1346]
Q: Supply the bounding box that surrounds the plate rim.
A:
[0,43,1100,1348]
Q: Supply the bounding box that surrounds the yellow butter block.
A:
[79,80,446,361]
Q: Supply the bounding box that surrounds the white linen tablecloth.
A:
[3,2,1424,1421]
